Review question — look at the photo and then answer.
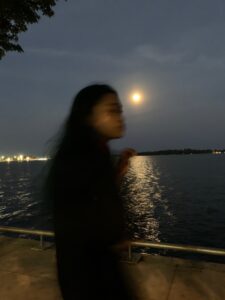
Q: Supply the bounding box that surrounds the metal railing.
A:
[0,226,54,249]
[129,240,225,260]
[1,225,225,259]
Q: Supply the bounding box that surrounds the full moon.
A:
[131,92,142,104]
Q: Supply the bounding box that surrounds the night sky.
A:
[1,0,225,156]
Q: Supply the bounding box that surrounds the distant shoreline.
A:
[1,149,225,162]
[137,149,225,156]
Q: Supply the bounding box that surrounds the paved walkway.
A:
[0,235,225,300]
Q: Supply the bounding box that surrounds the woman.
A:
[45,84,137,299]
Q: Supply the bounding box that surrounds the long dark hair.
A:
[38,84,118,230]
[52,84,117,158]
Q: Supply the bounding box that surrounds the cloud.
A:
[134,44,186,64]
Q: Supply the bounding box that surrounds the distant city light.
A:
[18,154,23,161]
[212,150,222,154]
[0,155,49,163]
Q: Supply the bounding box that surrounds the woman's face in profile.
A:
[87,93,125,140]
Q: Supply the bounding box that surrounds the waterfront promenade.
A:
[0,235,225,300]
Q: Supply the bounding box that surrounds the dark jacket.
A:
[51,137,135,299]
[53,140,125,245]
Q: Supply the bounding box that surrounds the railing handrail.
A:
[0,225,225,257]
[0,226,54,237]
[131,240,225,257]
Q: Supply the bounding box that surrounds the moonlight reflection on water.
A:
[121,156,174,242]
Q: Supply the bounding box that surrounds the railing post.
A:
[128,244,132,260]
[40,235,44,250]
